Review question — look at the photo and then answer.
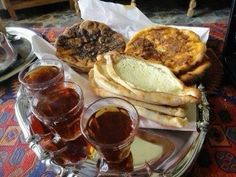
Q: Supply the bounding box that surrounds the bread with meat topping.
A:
[55,20,126,73]
[125,25,207,75]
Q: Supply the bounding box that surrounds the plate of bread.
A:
[54,20,210,130]
[16,19,210,176]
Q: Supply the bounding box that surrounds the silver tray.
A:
[15,83,209,177]
[0,27,36,82]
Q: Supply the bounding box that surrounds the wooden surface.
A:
[3,0,74,20]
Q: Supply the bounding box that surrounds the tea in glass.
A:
[28,114,66,152]
[81,97,139,171]
[19,59,64,94]
[31,81,84,141]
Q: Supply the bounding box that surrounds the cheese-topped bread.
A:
[55,20,126,73]
[125,25,206,75]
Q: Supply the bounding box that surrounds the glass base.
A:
[97,153,134,176]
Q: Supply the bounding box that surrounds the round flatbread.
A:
[125,26,206,75]
[178,55,211,84]
[55,20,126,72]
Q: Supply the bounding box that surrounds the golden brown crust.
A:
[89,70,188,127]
[90,54,201,106]
[55,20,126,73]
[178,55,211,84]
[125,25,206,75]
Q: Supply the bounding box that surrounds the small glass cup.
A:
[30,81,94,165]
[28,114,66,152]
[80,97,139,172]
[18,58,64,95]
[31,81,84,141]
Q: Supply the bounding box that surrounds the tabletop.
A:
[1,23,236,177]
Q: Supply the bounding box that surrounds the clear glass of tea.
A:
[80,97,139,172]
[31,81,84,141]
[28,114,66,153]
[30,81,93,164]
[18,58,64,94]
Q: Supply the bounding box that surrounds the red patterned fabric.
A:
[1,23,236,177]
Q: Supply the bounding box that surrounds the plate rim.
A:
[0,27,37,82]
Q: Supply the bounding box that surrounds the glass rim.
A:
[18,58,64,90]
[80,97,139,149]
[31,81,84,124]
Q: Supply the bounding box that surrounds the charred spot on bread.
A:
[55,20,126,73]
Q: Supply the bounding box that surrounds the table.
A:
[1,23,236,177]
[3,0,75,20]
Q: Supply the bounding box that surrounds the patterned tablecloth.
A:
[1,23,236,177]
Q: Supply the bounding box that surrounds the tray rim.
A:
[15,83,209,177]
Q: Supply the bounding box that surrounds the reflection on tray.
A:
[73,129,176,176]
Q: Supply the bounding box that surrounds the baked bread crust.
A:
[55,20,126,72]
[89,70,188,127]
[178,55,211,84]
[91,53,201,106]
[125,25,207,75]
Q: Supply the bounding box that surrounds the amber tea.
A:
[87,107,133,143]
[86,106,133,162]
[28,114,66,152]
[81,97,139,166]
[19,59,64,93]
[23,65,63,85]
[31,82,84,141]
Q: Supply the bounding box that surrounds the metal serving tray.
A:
[15,83,209,177]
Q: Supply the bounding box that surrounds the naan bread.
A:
[134,106,188,128]
[89,73,188,127]
[55,20,126,72]
[91,53,201,106]
[89,74,186,117]
[125,25,206,75]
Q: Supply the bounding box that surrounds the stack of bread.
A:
[89,51,201,128]
[55,20,210,128]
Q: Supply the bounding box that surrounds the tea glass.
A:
[18,58,64,95]
[30,81,92,165]
[28,114,66,153]
[80,97,139,172]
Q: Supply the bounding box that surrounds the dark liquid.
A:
[53,136,94,165]
[34,87,83,140]
[86,107,134,163]
[86,107,133,144]
[28,114,50,135]
[28,114,66,152]
[24,65,63,85]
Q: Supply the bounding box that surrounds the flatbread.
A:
[89,74,188,127]
[91,59,200,106]
[89,74,186,117]
[135,106,188,128]
[178,55,211,84]
[55,20,126,72]
[125,25,206,75]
